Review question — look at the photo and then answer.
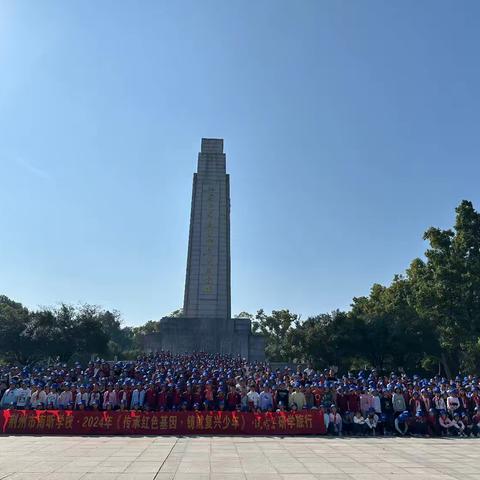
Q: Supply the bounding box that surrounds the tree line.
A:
[1,200,479,377]
[247,200,480,377]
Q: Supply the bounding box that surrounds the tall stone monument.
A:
[144,138,265,361]
[183,138,231,320]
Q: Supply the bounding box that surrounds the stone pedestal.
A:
[143,316,265,362]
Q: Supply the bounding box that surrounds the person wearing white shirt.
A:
[328,405,342,435]
[1,386,17,408]
[447,392,460,415]
[290,387,306,410]
[14,383,31,409]
[246,386,260,411]
[45,386,59,409]
[58,386,73,409]
[353,412,366,435]
[89,389,101,408]
[75,386,89,409]
[371,390,382,414]
[30,386,47,408]
[365,409,379,435]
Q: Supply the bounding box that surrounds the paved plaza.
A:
[0,436,479,480]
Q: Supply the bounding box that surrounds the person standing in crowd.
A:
[259,385,273,411]
[89,384,102,409]
[131,383,145,409]
[227,385,240,411]
[381,390,394,432]
[290,384,306,410]
[58,384,73,409]
[103,384,116,410]
[75,385,89,409]
[46,385,59,409]
[447,390,461,416]
[371,390,382,415]
[14,381,31,409]
[1,382,17,408]
[359,389,373,417]
[275,382,289,410]
[393,387,407,416]
[246,385,260,411]
[409,391,423,415]
[433,389,446,412]
[304,385,315,410]
[30,384,46,409]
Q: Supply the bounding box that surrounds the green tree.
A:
[98,309,135,354]
[253,309,298,361]
[407,200,480,376]
[0,295,33,362]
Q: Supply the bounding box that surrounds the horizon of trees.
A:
[1,200,479,377]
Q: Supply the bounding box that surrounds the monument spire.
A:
[183,138,231,319]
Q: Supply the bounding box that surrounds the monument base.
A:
[143,317,265,361]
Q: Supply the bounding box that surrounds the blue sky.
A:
[1,1,479,326]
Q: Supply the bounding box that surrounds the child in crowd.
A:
[353,411,366,436]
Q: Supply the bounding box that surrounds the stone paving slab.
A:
[0,436,478,479]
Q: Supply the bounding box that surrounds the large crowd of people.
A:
[1,352,479,437]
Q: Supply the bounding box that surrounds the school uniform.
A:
[0,388,17,407]
[58,390,73,409]
[259,391,273,411]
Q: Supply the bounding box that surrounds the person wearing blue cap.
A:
[412,410,427,436]
[328,405,343,436]
[438,410,455,436]
[451,413,467,437]
[394,410,410,436]
[0,383,17,408]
